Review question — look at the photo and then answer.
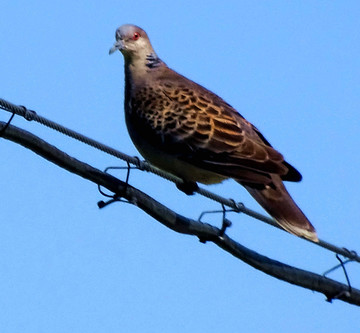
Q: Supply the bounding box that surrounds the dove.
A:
[110,24,318,242]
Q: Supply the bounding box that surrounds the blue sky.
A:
[1,1,359,332]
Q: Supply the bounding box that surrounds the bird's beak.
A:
[109,40,124,55]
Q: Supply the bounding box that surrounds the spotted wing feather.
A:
[130,69,300,186]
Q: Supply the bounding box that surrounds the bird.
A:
[109,24,318,242]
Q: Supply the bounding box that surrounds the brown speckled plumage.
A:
[110,24,318,241]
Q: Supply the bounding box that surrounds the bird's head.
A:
[109,24,156,63]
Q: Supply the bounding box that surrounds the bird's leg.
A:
[176,180,199,195]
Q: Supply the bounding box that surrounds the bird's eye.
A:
[132,32,141,40]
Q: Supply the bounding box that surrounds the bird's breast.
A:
[124,106,226,185]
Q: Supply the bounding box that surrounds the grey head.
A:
[109,24,160,67]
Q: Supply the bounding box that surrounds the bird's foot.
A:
[176,181,199,195]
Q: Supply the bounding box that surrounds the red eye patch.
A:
[132,32,141,40]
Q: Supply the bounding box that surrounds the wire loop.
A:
[19,105,37,121]
[0,112,15,137]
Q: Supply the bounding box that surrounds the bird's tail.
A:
[241,176,318,242]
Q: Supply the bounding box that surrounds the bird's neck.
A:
[124,52,165,92]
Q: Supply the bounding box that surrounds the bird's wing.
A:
[131,71,300,185]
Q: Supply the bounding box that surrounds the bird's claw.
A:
[176,181,199,195]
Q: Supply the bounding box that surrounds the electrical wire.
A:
[1,97,359,263]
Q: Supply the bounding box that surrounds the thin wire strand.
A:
[1,97,359,263]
